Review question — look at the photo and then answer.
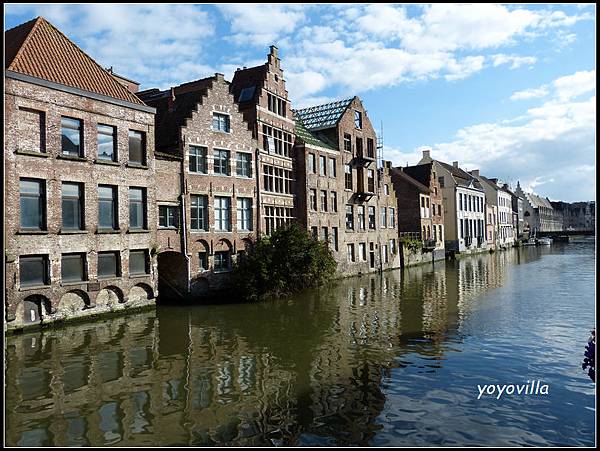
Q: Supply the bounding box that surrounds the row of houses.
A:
[4,17,588,330]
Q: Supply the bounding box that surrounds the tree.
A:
[231,223,337,301]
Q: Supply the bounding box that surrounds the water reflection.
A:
[5,242,595,446]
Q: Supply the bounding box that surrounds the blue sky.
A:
[5,3,596,201]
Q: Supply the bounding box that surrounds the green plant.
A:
[231,223,337,301]
[401,236,422,253]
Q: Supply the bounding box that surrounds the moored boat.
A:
[537,237,552,245]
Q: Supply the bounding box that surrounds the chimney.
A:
[422,149,431,160]
[471,169,479,177]
[270,45,278,58]
[168,87,175,112]
[215,73,225,82]
[453,161,459,168]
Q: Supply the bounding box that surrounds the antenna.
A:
[377,120,384,169]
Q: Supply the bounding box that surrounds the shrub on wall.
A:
[231,223,337,301]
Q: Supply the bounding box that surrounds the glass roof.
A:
[294,98,354,130]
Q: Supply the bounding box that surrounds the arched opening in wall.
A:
[96,286,124,308]
[157,251,188,303]
[128,283,155,305]
[58,290,90,316]
[214,238,233,273]
[22,295,49,324]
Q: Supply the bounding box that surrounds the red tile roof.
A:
[5,17,145,106]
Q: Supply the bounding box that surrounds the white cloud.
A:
[552,69,596,100]
[510,86,549,101]
[491,54,537,69]
[390,70,596,201]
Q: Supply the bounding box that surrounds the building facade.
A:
[230,46,296,235]
[293,97,400,275]
[5,17,158,330]
[138,74,259,298]
[419,151,486,254]
[515,182,562,235]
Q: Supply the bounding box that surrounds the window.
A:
[128,130,146,165]
[389,207,396,228]
[238,86,255,102]
[97,124,116,161]
[20,178,46,230]
[384,184,389,195]
[264,206,293,235]
[367,138,375,158]
[390,239,397,255]
[310,189,317,211]
[343,133,352,151]
[262,125,293,157]
[346,204,354,230]
[354,110,362,129]
[319,190,327,212]
[358,205,365,230]
[263,165,292,194]
[347,243,355,262]
[18,107,45,153]
[199,252,208,271]
[214,251,231,272]
[98,251,120,278]
[367,169,375,192]
[331,191,338,212]
[267,93,286,117]
[212,113,230,132]
[308,153,316,173]
[189,146,207,174]
[237,198,253,231]
[460,219,464,238]
[438,176,445,188]
[329,158,336,177]
[359,243,366,261]
[191,195,209,231]
[459,193,463,210]
[129,250,149,275]
[320,227,328,242]
[61,117,83,157]
[380,207,387,228]
[332,227,339,251]
[62,182,84,230]
[98,185,118,230]
[214,196,231,231]
[19,255,49,287]
[236,153,252,177]
[311,226,318,240]
[61,253,86,283]
[356,137,363,155]
[368,206,376,229]
[159,205,179,228]
[213,149,230,175]
[345,164,353,190]
[319,155,327,176]
[129,187,147,230]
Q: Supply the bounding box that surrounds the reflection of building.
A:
[5,17,157,331]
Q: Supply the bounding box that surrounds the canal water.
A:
[5,238,595,446]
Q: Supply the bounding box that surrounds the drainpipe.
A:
[255,147,261,234]
[180,141,191,294]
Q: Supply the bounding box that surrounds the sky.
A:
[4,3,596,202]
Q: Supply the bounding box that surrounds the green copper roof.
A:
[294,117,335,150]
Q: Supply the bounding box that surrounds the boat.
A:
[537,237,552,245]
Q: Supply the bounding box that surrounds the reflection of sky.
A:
[373,243,595,446]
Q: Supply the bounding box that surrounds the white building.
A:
[419,151,486,254]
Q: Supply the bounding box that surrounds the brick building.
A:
[394,162,446,261]
[230,46,296,234]
[5,17,158,330]
[294,97,400,275]
[138,74,258,298]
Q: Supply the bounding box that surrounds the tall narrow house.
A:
[294,97,400,275]
[5,17,157,330]
[138,74,258,298]
[230,46,296,234]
